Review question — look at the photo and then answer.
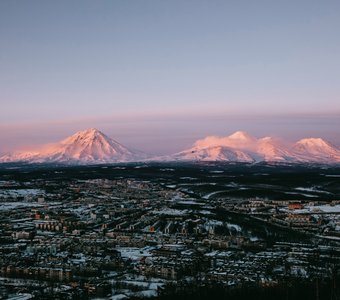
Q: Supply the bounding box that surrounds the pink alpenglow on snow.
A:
[164,131,340,164]
[0,129,339,164]
[0,128,147,164]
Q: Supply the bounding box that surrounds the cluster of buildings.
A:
[228,198,340,238]
[0,176,339,299]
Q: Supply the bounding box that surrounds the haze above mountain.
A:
[0,129,339,164]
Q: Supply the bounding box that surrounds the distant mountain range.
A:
[1,128,339,164]
[167,131,340,164]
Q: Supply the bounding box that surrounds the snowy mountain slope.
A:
[1,129,339,164]
[163,132,340,163]
[256,137,294,162]
[0,128,146,164]
[0,151,41,163]
[291,138,340,163]
[193,131,257,150]
[168,145,254,162]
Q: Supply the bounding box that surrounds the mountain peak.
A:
[75,128,103,137]
[1,130,339,165]
[296,137,330,147]
[0,128,145,164]
[259,136,274,142]
[84,127,100,134]
[292,137,340,162]
[228,131,254,141]
[62,128,109,145]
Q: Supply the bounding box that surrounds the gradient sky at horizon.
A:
[1,1,339,154]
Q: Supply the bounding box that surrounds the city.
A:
[0,163,339,299]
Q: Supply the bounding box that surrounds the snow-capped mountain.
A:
[291,138,340,163]
[193,131,257,150]
[1,129,339,165]
[0,128,146,164]
[165,131,340,164]
[169,145,254,162]
[256,137,293,162]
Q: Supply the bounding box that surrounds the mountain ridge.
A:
[0,129,339,164]
[165,131,340,164]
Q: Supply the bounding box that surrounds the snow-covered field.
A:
[0,189,44,198]
[293,204,340,214]
[154,208,189,216]
[0,202,44,211]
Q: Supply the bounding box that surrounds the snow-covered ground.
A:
[109,275,165,299]
[116,247,154,261]
[203,190,229,199]
[227,223,242,232]
[295,186,331,195]
[0,189,44,198]
[154,208,189,216]
[0,202,44,211]
[293,204,340,214]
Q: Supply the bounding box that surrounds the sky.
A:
[0,0,339,154]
